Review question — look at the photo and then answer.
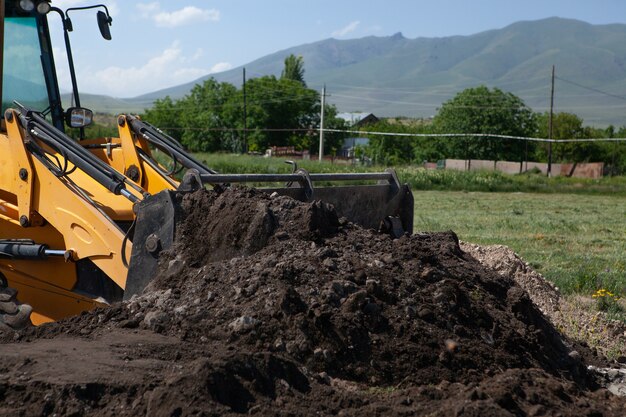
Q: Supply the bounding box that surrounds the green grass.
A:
[195,153,371,175]
[399,167,626,195]
[413,191,626,295]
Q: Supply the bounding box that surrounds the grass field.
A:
[413,191,626,296]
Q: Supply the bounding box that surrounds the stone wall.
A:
[441,159,604,178]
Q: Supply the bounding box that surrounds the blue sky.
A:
[49,0,626,98]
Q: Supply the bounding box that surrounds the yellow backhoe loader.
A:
[0,0,413,326]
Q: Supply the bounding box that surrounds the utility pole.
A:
[547,65,555,177]
[242,67,247,154]
[318,85,325,162]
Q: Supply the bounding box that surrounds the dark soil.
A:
[1,187,625,416]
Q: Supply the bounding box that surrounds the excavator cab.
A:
[0,0,103,130]
[1,1,62,125]
[0,0,414,326]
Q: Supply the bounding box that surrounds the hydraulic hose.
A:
[16,105,140,203]
[126,116,217,176]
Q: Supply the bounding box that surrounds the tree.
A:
[345,119,441,166]
[177,79,240,152]
[412,123,444,163]
[535,112,606,167]
[536,111,584,140]
[243,76,318,151]
[241,61,347,154]
[143,96,184,141]
[433,86,537,165]
[362,121,428,165]
[316,104,348,156]
[281,54,306,86]
[142,57,343,155]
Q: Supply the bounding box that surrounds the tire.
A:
[0,287,32,331]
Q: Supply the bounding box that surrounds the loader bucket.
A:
[259,171,413,232]
[124,169,413,299]
[124,190,183,299]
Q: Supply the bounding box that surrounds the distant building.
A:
[337,112,379,128]
[337,113,379,157]
[340,137,370,158]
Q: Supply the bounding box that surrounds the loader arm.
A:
[78,115,180,196]
[0,107,143,323]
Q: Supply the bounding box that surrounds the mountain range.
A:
[85,17,626,127]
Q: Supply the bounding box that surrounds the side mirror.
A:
[97,10,112,40]
[65,107,93,128]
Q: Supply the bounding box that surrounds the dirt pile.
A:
[460,243,561,317]
[463,242,626,367]
[2,187,626,416]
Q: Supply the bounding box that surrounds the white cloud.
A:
[332,21,360,37]
[136,3,221,28]
[172,67,210,81]
[191,48,204,61]
[154,6,220,28]
[209,62,232,73]
[85,41,214,97]
[137,2,160,19]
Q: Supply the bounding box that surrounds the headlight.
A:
[36,1,51,14]
[17,0,35,12]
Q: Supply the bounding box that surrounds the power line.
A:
[331,94,439,107]
[141,98,626,115]
[146,125,626,144]
[332,93,529,109]
[321,128,626,144]
[310,74,552,93]
[328,93,626,110]
[328,84,605,100]
[555,76,626,102]
[145,94,319,113]
[154,127,315,132]
[139,77,626,120]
